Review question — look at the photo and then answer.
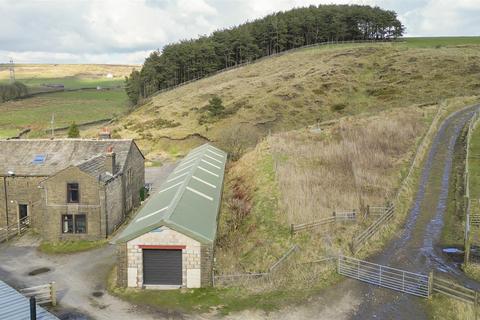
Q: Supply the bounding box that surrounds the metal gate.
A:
[337,255,431,298]
[143,249,182,285]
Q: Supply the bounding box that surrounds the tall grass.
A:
[269,108,426,224]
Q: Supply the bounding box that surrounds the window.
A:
[62,214,87,234]
[74,214,87,233]
[67,183,79,203]
[62,215,73,233]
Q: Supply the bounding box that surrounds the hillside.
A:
[114,41,480,159]
[0,64,137,88]
[0,64,137,138]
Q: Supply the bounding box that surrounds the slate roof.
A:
[0,139,137,178]
[0,280,59,320]
[116,143,227,244]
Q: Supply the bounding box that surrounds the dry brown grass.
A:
[0,64,138,81]
[113,43,480,159]
[269,106,429,225]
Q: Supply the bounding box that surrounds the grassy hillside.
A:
[114,40,480,159]
[0,64,137,138]
[0,64,137,89]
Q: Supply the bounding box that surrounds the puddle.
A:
[57,311,90,320]
[28,267,51,276]
[443,248,463,254]
[92,291,104,298]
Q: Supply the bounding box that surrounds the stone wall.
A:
[201,244,214,287]
[40,166,104,241]
[125,226,203,288]
[122,143,145,216]
[116,243,128,287]
[0,176,45,230]
[105,177,124,234]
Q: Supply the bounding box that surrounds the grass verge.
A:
[38,239,108,254]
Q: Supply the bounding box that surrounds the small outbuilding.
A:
[115,144,227,289]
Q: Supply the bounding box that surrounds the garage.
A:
[143,249,182,285]
[115,143,227,289]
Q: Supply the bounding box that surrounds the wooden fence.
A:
[213,245,298,286]
[351,204,395,254]
[290,210,357,234]
[0,215,30,243]
[337,255,431,298]
[20,282,57,306]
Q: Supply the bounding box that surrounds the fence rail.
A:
[0,215,30,243]
[291,210,357,234]
[337,255,431,298]
[20,282,57,306]
[213,245,298,286]
[351,204,395,253]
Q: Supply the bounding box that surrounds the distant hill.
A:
[114,40,480,159]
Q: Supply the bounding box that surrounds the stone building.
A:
[115,144,226,289]
[0,139,144,241]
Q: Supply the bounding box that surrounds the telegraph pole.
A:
[9,58,15,83]
[50,113,55,138]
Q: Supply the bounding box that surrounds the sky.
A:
[0,0,479,64]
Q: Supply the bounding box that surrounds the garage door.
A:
[143,249,182,285]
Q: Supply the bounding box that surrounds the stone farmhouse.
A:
[0,139,144,241]
[116,144,226,289]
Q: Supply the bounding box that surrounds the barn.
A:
[115,144,227,289]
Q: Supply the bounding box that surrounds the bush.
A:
[206,95,225,117]
[67,122,80,138]
[0,81,28,102]
[217,124,260,161]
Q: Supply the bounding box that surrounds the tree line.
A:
[125,4,404,104]
[0,82,28,102]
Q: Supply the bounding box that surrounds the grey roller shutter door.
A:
[143,249,182,285]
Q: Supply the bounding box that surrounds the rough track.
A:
[351,104,480,319]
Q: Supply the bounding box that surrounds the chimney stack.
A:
[105,146,116,175]
[99,127,111,140]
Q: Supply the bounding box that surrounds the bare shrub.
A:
[217,124,261,161]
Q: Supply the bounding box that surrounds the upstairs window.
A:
[67,183,79,203]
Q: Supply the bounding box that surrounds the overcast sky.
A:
[0,0,479,64]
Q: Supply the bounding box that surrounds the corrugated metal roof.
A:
[0,139,136,177]
[0,281,59,320]
[116,143,227,244]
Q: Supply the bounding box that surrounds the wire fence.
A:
[144,39,399,101]
[290,210,357,234]
[213,245,298,287]
[463,111,480,264]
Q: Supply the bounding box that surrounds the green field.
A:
[0,64,135,138]
[404,36,480,48]
[0,88,128,138]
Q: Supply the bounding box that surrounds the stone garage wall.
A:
[125,226,205,288]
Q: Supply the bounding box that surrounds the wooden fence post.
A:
[428,272,434,298]
[17,218,21,236]
[290,224,294,237]
[50,282,57,306]
[475,291,478,320]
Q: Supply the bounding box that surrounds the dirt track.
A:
[349,104,480,319]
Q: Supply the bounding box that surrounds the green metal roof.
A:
[116,143,227,244]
